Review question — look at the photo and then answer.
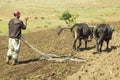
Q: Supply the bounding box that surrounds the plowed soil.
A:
[0,21,120,80]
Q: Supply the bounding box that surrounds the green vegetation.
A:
[0,0,120,36]
[0,78,4,80]
[60,11,72,25]
[60,11,79,27]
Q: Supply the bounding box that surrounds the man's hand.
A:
[24,17,29,27]
[25,17,29,21]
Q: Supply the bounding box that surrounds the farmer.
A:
[6,11,29,65]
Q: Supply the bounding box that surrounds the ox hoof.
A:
[97,50,102,53]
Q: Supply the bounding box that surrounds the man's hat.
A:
[14,11,20,17]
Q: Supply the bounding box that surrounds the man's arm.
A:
[20,17,29,30]
[20,21,26,30]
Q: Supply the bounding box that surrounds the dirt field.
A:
[0,21,120,80]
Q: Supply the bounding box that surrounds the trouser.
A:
[7,38,21,60]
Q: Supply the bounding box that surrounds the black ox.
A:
[58,23,94,50]
[94,23,114,52]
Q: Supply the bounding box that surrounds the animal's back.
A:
[72,23,89,34]
[80,23,89,34]
[96,24,113,39]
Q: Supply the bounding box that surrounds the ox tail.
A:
[58,27,72,36]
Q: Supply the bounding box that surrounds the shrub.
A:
[60,11,79,27]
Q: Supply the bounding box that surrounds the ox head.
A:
[87,27,94,42]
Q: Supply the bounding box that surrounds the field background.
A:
[0,0,120,36]
[0,0,120,80]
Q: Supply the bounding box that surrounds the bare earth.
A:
[0,21,120,80]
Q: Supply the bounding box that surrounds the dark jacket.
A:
[8,18,26,38]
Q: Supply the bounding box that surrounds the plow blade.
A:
[21,36,86,62]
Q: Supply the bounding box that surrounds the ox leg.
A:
[97,35,104,52]
[99,40,103,52]
[83,38,88,49]
[105,40,109,50]
[73,31,79,50]
[96,39,103,52]
[73,39,77,50]
[77,39,82,50]
[85,40,87,49]
[96,40,99,52]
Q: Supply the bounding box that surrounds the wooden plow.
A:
[21,36,86,62]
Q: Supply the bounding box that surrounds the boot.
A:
[6,56,11,64]
[12,59,18,65]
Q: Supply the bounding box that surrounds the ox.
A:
[58,23,94,50]
[94,23,114,52]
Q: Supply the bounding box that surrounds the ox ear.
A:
[112,28,114,31]
[90,27,94,32]
[111,26,114,31]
